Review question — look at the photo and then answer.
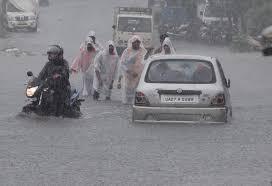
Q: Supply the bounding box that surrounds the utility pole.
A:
[0,0,4,37]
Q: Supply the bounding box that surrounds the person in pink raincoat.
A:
[117,35,147,105]
[79,31,104,52]
[71,41,98,97]
[93,40,119,100]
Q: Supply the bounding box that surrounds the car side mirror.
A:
[226,79,231,88]
[262,47,272,56]
[27,71,33,77]
[112,25,116,30]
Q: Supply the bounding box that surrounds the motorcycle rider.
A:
[37,45,70,116]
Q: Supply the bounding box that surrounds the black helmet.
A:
[47,45,61,55]
[54,45,64,55]
[47,45,62,62]
[51,45,64,56]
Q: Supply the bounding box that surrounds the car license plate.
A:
[18,22,27,25]
[161,95,199,104]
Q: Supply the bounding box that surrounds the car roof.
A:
[146,54,216,65]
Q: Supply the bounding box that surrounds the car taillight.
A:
[211,94,225,106]
[135,91,150,106]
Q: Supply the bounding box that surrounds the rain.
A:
[0,0,272,185]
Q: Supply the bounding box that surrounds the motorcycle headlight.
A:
[26,86,38,97]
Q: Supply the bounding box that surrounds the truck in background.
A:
[112,7,154,56]
[1,0,39,32]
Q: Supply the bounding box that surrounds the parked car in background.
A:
[133,54,232,124]
[1,0,39,32]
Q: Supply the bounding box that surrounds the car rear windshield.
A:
[145,59,216,84]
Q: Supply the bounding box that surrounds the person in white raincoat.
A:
[71,41,98,97]
[117,35,147,105]
[93,41,119,100]
[161,37,176,55]
[80,30,104,52]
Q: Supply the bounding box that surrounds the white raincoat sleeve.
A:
[94,52,103,72]
[113,57,120,81]
[92,51,103,91]
[117,48,128,80]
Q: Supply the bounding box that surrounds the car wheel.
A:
[4,22,13,32]
[6,27,13,32]
[30,25,38,32]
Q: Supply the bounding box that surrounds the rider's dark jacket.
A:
[37,59,70,89]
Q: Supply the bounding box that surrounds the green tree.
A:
[222,0,271,33]
[246,2,272,35]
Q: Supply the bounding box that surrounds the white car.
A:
[133,54,232,124]
[3,0,39,32]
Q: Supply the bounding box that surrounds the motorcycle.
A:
[22,71,83,118]
[166,23,190,39]
[166,20,202,41]
[199,24,227,45]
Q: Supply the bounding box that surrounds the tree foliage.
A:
[246,2,272,35]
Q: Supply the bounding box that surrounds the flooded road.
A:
[0,0,272,185]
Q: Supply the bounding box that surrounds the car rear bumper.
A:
[132,106,228,124]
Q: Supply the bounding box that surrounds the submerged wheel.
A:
[63,104,82,118]
[22,104,35,114]
[30,25,38,32]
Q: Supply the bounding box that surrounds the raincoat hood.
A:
[81,30,103,52]
[161,37,176,55]
[128,35,146,51]
[85,30,96,43]
[106,40,118,56]
[88,30,96,37]
[71,41,98,73]
[85,39,97,51]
